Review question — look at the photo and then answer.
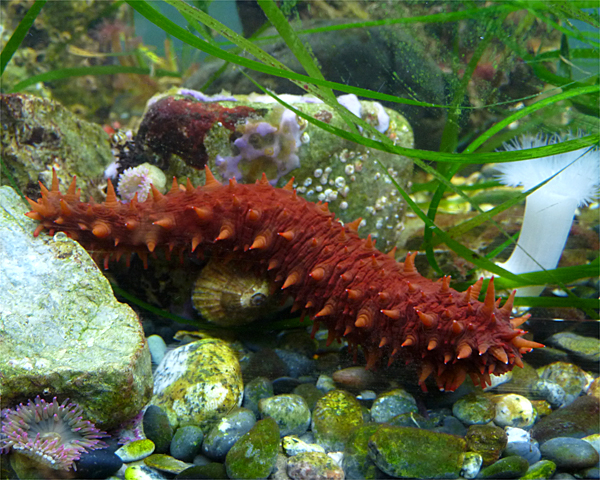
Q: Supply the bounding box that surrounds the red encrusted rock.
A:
[135,97,257,169]
[25,169,543,392]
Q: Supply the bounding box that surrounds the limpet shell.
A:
[192,258,278,326]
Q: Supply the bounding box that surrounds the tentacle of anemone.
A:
[25,168,543,391]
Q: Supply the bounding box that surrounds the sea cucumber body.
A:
[26,170,539,391]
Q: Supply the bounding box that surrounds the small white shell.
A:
[192,259,277,326]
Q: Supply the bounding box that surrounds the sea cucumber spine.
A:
[25,169,542,392]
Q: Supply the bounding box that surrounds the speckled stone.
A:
[0,187,152,430]
[369,388,418,423]
[368,425,466,479]
[283,436,325,456]
[201,407,256,461]
[342,423,386,480]
[242,376,274,415]
[491,394,536,428]
[144,454,193,474]
[150,338,243,431]
[478,455,529,479]
[116,439,156,462]
[124,464,168,479]
[225,417,280,479]
[452,393,496,425]
[465,424,507,466]
[504,427,541,464]
[170,425,204,462]
[588,378,600,399]
[539,437,600,470]
[312,389,364,452]
[519,460,557,480]
[537,362,593,406]
[259,394,311,437]
[143,405,174,454]
[387,412,436,429]
[460,452,483,479]
[530,379,566,408]
[532,395,600,443]
[287,451,344,480]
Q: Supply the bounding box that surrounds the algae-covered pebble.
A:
[370,388,418,423]
[368,425,466,479]
[287,451,344,480]
[150,338,243,431]
[124,464,168,480]
[478,456,529,478]
[452,393,496,425]
[465,424,507,466]
[243,376,275,415]
[225,417,280,479]
[259,393,311,437]
[342,423,387,480]
[282,435,325,456]
[520,460,557,480]
[144,453,193,474]
[311,389,364,452]
[115,439,156,462]
[170,425,204,462]
[201,407,256,461]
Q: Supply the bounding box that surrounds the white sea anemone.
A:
[495,132,599,296]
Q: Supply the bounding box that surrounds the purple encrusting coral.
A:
[0,396,107,471]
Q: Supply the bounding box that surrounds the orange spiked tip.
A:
[403,252,418,274]
[462,285,474,303]
[490,346,509,364]
[355,309,373,328]
[316,304,334,317]
[185,178,194,193]
[193,206,212,221]
[92,222,111,238]
[451,320,464,335]
[153,216,175,229]
[278,230,295,241]
[309,267,325,281]
[51,168,59,192]
[500,290,517,316]
[247,209,261,222]
[386,246,397,258]
[59,199,72,216]
[481,277,496,316]
[510,313,531,328]
[258,173,270,185]
[346,288,362,301]
[343,325,353,336]
[512,336,544,350]
[419,363,434,386]
[282,177,295,191]
[250,234,270,250]
[471,277,484,299]
[204,166,222,187]
[150,184,164,202]
[416,310,437,329]
[345,217,362,232]
[229,178,238,190]
[146,240,157,252]
[401,336,415,347]
[364,234,375,249]
[282,271,301,289]
[457,343,472,359]
[440,275,451,293]
[105,178,119,207]
[379,337,388,348]
[216,224,234,241]
[168,177,180,195]
[427,338,438,351]
[65,175,78,199]
[268,259,279,271]
[381,309,401,320]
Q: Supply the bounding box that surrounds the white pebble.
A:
[491,394,535,428]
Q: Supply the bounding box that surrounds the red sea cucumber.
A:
[26,169,543,391]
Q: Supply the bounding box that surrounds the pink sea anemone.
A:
[0,396,107,471]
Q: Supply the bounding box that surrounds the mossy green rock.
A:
[225,417,280,479]
[143,406,174,454]
[465,424,507,466]
[343,423,388,480]
[1,94,113,202]
[176,463,228,479]
[520,460,557,480]
[287,451,345,480]
[368,426,466,479]
[0,186,152,429]
[370,388,418,423]
[452,393,496,425]
[477,455,529,479]
[150,338,243,431]
[144,454,193,474]
[312,389,364,451]
[258,393,311,437]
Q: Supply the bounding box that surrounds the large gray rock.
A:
[0,186,153,429]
